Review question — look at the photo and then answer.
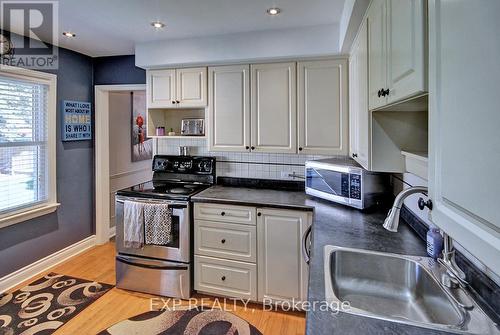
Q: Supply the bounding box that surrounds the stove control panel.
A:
[153,155,215,175]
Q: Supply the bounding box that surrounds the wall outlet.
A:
[280,171,290,179]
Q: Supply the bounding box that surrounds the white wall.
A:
[135,24,340,69]
[109,91,152,228]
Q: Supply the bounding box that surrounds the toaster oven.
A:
[181,118,204,136]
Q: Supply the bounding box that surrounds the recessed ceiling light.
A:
[266,7,281,16]
[62,31,76,38]
[151,21,165,29]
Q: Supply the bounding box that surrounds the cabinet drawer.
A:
[195,220,256,262]
[194,255,257,301]
[194,203,256,225]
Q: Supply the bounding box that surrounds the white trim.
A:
[109,226,116,238]
[94,84,146,245]
[0,66,58,227]
[0,203,60,229]
[0,235,96,293]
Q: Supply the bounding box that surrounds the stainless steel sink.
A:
[324,245,500,334]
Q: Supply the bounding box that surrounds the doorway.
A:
[94,84,147,244]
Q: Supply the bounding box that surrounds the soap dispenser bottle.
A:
[427,224,444,259]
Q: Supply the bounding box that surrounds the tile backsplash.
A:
[155,138,346,181]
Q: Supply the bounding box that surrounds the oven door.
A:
[115,196,190,263]
[305,165,351,205]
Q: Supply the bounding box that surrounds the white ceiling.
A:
[46,0,346,57]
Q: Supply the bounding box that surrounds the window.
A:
[0,66,58,228]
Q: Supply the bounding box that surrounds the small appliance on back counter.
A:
[181,118,204,136]
[305,158,390,209]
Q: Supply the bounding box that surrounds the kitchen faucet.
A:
[383,186,428,232]
[383,186,471,300]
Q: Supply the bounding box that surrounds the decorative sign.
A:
[62,100,92,141]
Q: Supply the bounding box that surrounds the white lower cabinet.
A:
[194,203,311,306]
[257,208,310,304]
[194,255,257,301]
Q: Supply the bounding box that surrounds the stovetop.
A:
[116,181,211,201]
[116,155,216,201]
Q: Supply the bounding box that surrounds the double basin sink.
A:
[324,246,500,334]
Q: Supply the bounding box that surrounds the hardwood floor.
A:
[9,242,306,335]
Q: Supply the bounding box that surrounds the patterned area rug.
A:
[99,308,263,335]
[0,273,113,335]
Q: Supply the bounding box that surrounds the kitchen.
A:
[0,0,499,334]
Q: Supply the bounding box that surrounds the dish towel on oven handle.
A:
[144,203,173,245]
[123,200,145,249]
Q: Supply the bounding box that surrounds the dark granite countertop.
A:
[191,185,461,334]
[192,185,315,211]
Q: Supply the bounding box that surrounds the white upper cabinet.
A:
[428,0,500,275]
[176,67,207,107]
[146,67,207,108]
[147,69,176,109]
[208,65,250,152]
[251,62,297,153]
[368,0,427,110]
[368,0,388,110]
[298,59,349,155]
[349,20,370,169]
[387,0,426,103]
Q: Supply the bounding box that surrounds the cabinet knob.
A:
[245,146,250,150]
[221,276,226,281]
[382,88,390,97]
[172,100,176,104]
[299,147,303,151]
[352,153,358,158]
[221,238,226,244]
[257,212,262,217]
[251,146,255,150]
[377,89,382,97]
[176,100,180,104]
[221,211,226,216]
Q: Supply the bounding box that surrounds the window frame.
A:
[0,65,59,228]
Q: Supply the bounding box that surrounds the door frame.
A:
[94,84,146,244]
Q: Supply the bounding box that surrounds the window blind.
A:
[0,75,49,215]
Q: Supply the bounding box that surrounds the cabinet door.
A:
[368,0,388,110]
[298,59,348,155]
[147,69,176,108]
[176,67,207,107]
[429,0,500,275]
[257,208,310,304]
[251,62,297,153]
[387,0,426,103]
[208,65,250,152]
[349,20,370,169]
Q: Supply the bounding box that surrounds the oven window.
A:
[306,168,350,198]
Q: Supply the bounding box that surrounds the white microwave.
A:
[305,158,390,209]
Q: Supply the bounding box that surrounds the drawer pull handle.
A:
[221,276,226,281]
[221,239,226,244]
[221,211,226,216]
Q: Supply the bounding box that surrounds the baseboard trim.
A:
[109,226,116,238]
[0,235,96,293]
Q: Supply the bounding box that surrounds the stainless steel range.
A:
[115,155,215,298]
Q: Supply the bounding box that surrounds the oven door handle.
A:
[115,198,187,208]
[116,256,189,270]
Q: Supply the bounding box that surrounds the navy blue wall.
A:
[0,46,94,277]
[93,55,145,85]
